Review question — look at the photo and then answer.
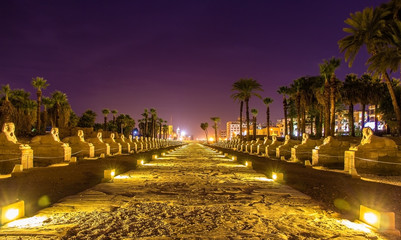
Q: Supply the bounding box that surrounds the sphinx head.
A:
[51,127,61,142]
[2,122,18,143]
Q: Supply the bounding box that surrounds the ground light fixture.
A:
[161,152,166,156]
[359,205,399,235]
[152,154,158,160]
[104,169,115,180]
[244,161,252,168]
[231,156,237,161]
[1,200,25,225]
[271,172,284,182]
[137,159,145,165]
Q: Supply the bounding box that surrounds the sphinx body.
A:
[115,133,132,153]
[62,130,94,158]
[87,132,110,156]
[276,135,301,160]
[0,122,33,174]
[30,127,71,166]
[257,137,273,155]
[103,133,122,154]
[291,133,323,163]
[312,136,350,166]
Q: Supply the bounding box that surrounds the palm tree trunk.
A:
[296,95,301,139]
[36,90,41,133]
[253,116,256,140]
[374,104,378,134]
[324,81,331,137]
[349,103,355,137]
[283,98,288,136]
[214,123,218,142]
[246,99,250,141]
[267,106,270,138]
[239,101,243,140]
[330,75,336,136]
[104,116,107,130]
[361,104,366,132]
[383,72,401,135]
[301,109,306,135]
[290,117,294,138]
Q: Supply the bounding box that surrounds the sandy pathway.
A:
[0,143,386,239]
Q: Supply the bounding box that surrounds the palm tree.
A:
[111,109,118,124]
[50,91,70,128]
[200,122,209,143]
[358,74,373,131]
[277,86,289,136]
[31,77,49,133]
[210,117,220,142]
[42,97,53,130]
[251,109,258,140]
[141,109,149,137]
[319,57,341,136]
[102,108,110,130]
[339,5,401,135]
[369,78,386,133]
[341,74,360,137]
[262,97,273,138]
[0,84,16,123]
[150,108,157,138]
[231,78,263,140]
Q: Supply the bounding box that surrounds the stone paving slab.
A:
[0,143,388,239]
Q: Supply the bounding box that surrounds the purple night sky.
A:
[0,0,388,138]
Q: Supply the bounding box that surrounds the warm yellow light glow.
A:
[209,137,214,142]
[7,216,48,228]
[271,172,283,181]
[363,212,378,225]
[337,219,371,233]
[5,208,19,220]
[152,154,158,160]
[245,161,248,167]
[114,175,130,179]
[272,173,277,180]
[104,169,115,180]
[141,160,144,165]
[1,200,25,225]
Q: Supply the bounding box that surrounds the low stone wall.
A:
[0,145,181,216]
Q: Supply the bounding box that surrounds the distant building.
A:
[226,121,247,140]
[219,129,227,139]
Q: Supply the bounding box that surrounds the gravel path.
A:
[0,143,388,239]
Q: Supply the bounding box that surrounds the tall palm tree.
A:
[341,74,360,137]
[231,78,263,141]
[102,108,110,130]
[263,97,273,138]
[200,122,209,143]
[339,5,401,134]
[369,78,386,133]
[0,84,16,124]
[41,97,53,130]
[50,91,70,128]
[31,77,49,133]
[277,86,289,136]
[150,108,157,138]
[210,117,220,142]
[358,74,373,131]
[141,109,149,137]
[319,57,341,136]
[111,109,118,124]
[251,109,258,140]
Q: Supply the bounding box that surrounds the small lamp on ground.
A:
[1,200,25,225]
[152,154,158,160]
[244,161,252,168]
[271,172,284,182]
[104,169,115,181]
[359,205,399,235]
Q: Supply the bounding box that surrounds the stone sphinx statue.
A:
[351,127,397,151]
[62,130,95,158]
[311,136,350,166]
[265,135,283,157]
[87,132,110,156]
[0,122,33,173]
[133,136,143,152]
[115,133,132,153]
[250,138,263,154]
[256,137,273,155]
[103,133,121,154]
[291,133,323,163]
[30,127,71,166]
[276,135,301,159]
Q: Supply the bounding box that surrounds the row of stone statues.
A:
[0,122,172,174]
[216,127,400,172]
